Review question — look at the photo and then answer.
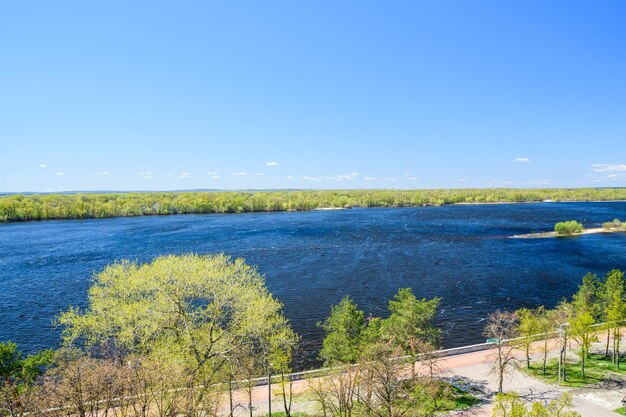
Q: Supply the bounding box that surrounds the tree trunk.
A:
[617,329,621,370]
[581,348,586,379]
[606,328,611,358]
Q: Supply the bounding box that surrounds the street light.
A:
[268,363,274,417]
[621,396,626,413]
[557,325,563,386]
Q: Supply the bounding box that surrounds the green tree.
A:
[381,289,441,376]
[57,254,298,406]
[0,342,52,417]
[572,273,601,319]
[515,308,537,369]
[604,269,626,367]
[528,392,581,417]
[534,307,555,375]
[318,297,366,417]
[492,392,581,417]
[554,221,583,235]
[319,297,366,365]
[569,310,595,379]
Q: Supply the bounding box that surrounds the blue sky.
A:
[2,1,626,192]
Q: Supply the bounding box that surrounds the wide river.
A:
[2,202,626,368]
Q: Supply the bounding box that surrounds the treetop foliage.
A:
[554,220,584,235]
[57,253,297,375]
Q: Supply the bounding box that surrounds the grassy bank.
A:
[2,187,626,222]
[524,353,626,387]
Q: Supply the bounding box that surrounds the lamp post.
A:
[557,325,564,386]
[621,396,626,413]
[268,363,273,417]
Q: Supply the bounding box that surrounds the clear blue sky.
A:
[2,1,626,192]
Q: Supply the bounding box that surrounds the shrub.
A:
[603,218,623,229]
[554,221,584,235]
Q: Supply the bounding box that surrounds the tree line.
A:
[485,269,626,394]
[3,187,626,222]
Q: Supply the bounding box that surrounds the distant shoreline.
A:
[3,188,626,223]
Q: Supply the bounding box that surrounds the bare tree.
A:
[483,311,519,393]
[356,342,426,417]
[41,352,123,417]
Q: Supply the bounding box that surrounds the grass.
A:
[614,407,626,416]
[451,388,482,410]
[524,353,626,387]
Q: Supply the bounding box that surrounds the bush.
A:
[554,221,584,235]
[603,218,623,229]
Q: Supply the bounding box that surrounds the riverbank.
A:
[511,227,626,239]
[3,188,626,223]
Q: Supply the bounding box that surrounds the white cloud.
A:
[139,171,153,179]
[255,173,265,176]
[408,177,418,181]
[589,163,626,182]
[326,174,357,181]
[206,171,218,176]
[266,161,279,166]
[513,157,530,163]
[285,176,295,179]
[39,164,47,168]
[232,172,247,176]
[303,176,321,181]
[179,171,191,179]
[364,177,376,181]
[528,179,551,185]
[591,163,626,173]
[55,172,64,176]
[97,171,110,175]
[212,175,220,179]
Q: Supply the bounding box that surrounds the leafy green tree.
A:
[604,269,626,367]
[528,392,581,417]
[515,308,538,369]
[0,342,52,417]
[491,392,527,417]
[57,254,298,405]
[572,273,601,319]
[319,297,366,365]
[492,392,581,417]
[381,289,441,376]
[569,310,595,378]
[318,297,367,417]
[554,221,583,235]
[534,307,555,375]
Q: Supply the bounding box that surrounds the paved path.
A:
[221,336,626,417]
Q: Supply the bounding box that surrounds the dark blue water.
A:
[2,203,626,368]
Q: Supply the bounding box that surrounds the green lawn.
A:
[614,407,626,416]
[524,354,626,387]
[450,387,482,410]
